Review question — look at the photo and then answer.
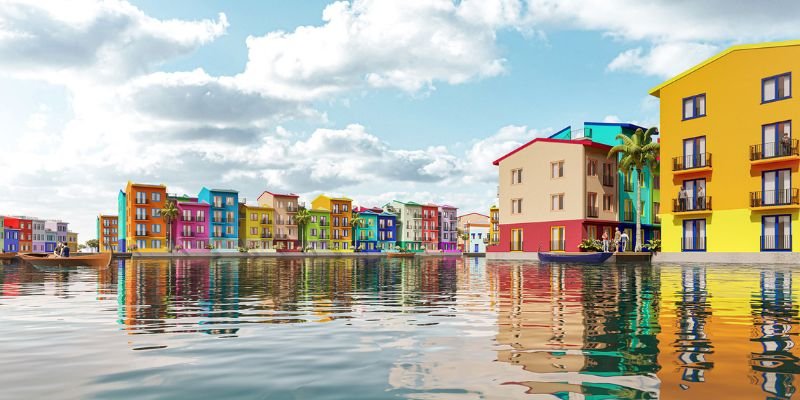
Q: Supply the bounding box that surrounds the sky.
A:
[2,0,800,242]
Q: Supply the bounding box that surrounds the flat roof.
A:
[492,138,611,166]
[649,40,800,97]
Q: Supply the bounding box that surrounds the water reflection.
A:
[4,259,800,398]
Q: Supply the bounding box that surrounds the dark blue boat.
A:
[537,251,613,263]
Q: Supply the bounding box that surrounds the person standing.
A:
[679,186,688,212]
[697,186,706,210]
[601,230,610,252]
[620,231,630,252]
[614,228,622,253]
[782,131,792,156]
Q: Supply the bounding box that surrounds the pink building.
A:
[173,201,211,253]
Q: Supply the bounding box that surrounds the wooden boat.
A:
[386,252,416,258]
[18,252,112,268]
[0,252,18,260]
[538,251,613,264]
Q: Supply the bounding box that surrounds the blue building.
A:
[3,227,19,252]
[198,188,239,251]
[45,230,57,252]
[354,208,380,252]
[117,190,127,252]
[377,211,397,252]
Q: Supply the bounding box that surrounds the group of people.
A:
[677,185,705,211]
[600,228,629,253]
[53,242,70,258]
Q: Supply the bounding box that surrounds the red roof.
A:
[492,138,612,166]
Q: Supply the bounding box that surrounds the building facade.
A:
[125,182,167,253]
[4,228,19,252]
[67,232,78,253]
[97,215,119,252]
[457,213,489,251]
[305,208,330,251]
[438,205,458,252]
[257,191,300,252]
[44,229,56,252]
[385,201,423,252]
[0,216,4,251]
[489,206,500,246]
[198,188,239,252]
[353,208,380,252]
[238,203,273,251]
[117,190,127,252]
[312,195,353,252]
[467,224,490,254]
[18,217,32,253]
[377,211,397,251]
[421,204,439,251]
[651,41,800,255]
[173,201,211,252]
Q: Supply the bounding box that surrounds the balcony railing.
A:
[750,189,799,207]
[261,218,271,224]
[587,206,599,218]
[550,240,566,252]
[319,221,330,226]
[623,211,635,222]
[286,205,298,212]
[212,217,226,223]
[602,174,615,187]
[213,232,224,238]
[261,233,273,239]
[673,196,712,212]
[275,233,289,240]
[762,235,792,251]
[135,215,148,221]
[181,216,194,222]
[181,231,194,237]
[135,230,148,236]
[751,140,799,161]
[135,198,148,204]
[511,241,523,251]
[682,237,707,251]
[673,153,712,171]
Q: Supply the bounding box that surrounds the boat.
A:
[537,251,613,264]
[18,252,112,268]
[386,252,415,258]
[0,252,18,260]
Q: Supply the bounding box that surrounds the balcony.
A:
[750,189,800,209]
[260,218,271,224]
[550,240,566,252]
[212,217,227,224]
[602,174,615,187]
[261,232,273,239]
[673,196,712,214]
[672,153,712,173]
[587,206,599,218]
[319,221,330,227]
[286,205,298,212]
[135,230,148,236]
[181,231,194,237]
[762,235,792,251]
[181,216,194,222]
[213,202,223,208]
[750,140,800,163]
[134,215,149,221]
[682,237,707,252]
[623,211,635,222]
[135,198,148,205]
[275,233,289,240]
[213,233,224,238]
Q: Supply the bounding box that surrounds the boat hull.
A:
[19,253,112,268]
[0,252,18,260]
[538,252,613,264]
[386,253,415,258]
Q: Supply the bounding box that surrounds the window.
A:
[511,198,522,214]
[226,226,234,235]
[151,192,161,202]
[226,196,234,206]
[136,239,146,249]
[342,204,349,212]
[136,192,146,204]
[602,163,615,186]
[550,227,565,251]
[251,212,257,221]
[587,160,598,176]
[152,208,161,217]
[311,228,317,236]
[682,219,706,252]
[226,211,235,222]
[587,225,597,240]
[197,225,204,234]
[511,168,522,184]
[624,172,633,192]
[653,175,660,189]
[623,199,633,221]
[682,136,707,169]
[152,224,161,233]
[763,73,791,103]
[136,208,146,219]
[653,202,661,223]
[640,200,646,216]
[683,94,706,120]
[762,215,791,251]
[762,121,792,158]
[587,192,598,217]
[311,215,317,223]
[551,194,564,211]
[151,240,162,249]
[762,169,792,206]
[551,161,564,178]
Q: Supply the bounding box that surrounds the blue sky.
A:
[1,0,799,240]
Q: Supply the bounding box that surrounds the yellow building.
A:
[651,40,800,258]
[489,205,499,246]
[67,231,78,253]
[311,194,353,252]
[238,204,274,251]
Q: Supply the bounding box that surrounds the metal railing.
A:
[682,237,707,251]
[587,206,599,218]
[550,240,566,251]
[286,205,298,212]
[134,215,149,221]
[673,196,712,212]
[261,218,271,224]
[135,230,148,236]
[673,153,712,171]
[762,235,792,251]
[750,189,799,207]
[261,233,273,239]
[181,231,194,237]
[135,198,148,204]
[751,139,799,161]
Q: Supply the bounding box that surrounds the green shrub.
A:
[578,238,603,252]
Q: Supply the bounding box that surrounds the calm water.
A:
[0,258,798,399]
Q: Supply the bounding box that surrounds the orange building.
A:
[125,182,167,253]
[97,214,119,252]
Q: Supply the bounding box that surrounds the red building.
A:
[421,204,439,251]
[3,217,32,252]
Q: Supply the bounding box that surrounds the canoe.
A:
[18,252,112,268]
[0,252,18,260]
[386,252,415,258]
[538,251,613,264]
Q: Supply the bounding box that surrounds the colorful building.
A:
[466,223,489,254]
[4,227,19,252]
[421,204,439,251]
[0,216,4,251]
[311,195,353,252]
[97,214,119,252]
[489,206,500,246]
[376,211,397,251]
[457,213,489,251]
[18,217,32,253]
[31,218,45,252]
[305,208,331,251]
[173,201,211,252]
[384,200,423,252]
[238,203,273,251]
[44,229,56,252]
[650,40,800,257]
[257,191,300,252]
[353,207,380,252]
[44,219,68,245]
[117,190,127,252]
[438,205,458,252]
[198,188,239,252]
[67,231,78,253]
[125,182,167,253]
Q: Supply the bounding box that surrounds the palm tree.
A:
[608,127,660,252]
[161,200,179,252]
[350,216,366,251]
[294,207,311,252]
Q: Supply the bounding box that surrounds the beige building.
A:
[257,191,300,252]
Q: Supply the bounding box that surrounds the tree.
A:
[457,228,470,252]
[294,207,311,252]
[608,127,660,252]
[350,216,366,250]
[161,200,179,252]
[85,239,99,252]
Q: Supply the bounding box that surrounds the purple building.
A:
[172,201,211,253]
[438,205,459,252]
[4,228,19,252]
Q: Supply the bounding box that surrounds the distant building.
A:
[421,204,439,251]
[258,191,300,252]
[238,203,273,251]
[31,218,45,252]
[438,205,458,252]
[124,182,167,253]
[305,208,331,251]
[174,201,211,252]
[457,213,489,251]
[4,227,19,252]
[467,224,489,254]
[67,231,78,253]
[489,206,499,246]
[97,214,118,252]
[353,207,380,252]
[312,195,353,252]
[385,200,423,252]
[198,188,239,252]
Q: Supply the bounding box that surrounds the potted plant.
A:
[643,239,661,254]
[578,239,603,252]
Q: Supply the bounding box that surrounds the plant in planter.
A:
[238,246,249,253]
[205,244,214,250]
[578,238,603,252]
[643,239,661,254]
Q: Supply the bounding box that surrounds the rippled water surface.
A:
[0,257,798,399]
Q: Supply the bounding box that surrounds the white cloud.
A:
[607,42,720,77]
[463,125,551,184]
[601,115,621,123]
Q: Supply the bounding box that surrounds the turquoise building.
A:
[117,190,127,252]
[549,122,660,246]
[354,207,380,252]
